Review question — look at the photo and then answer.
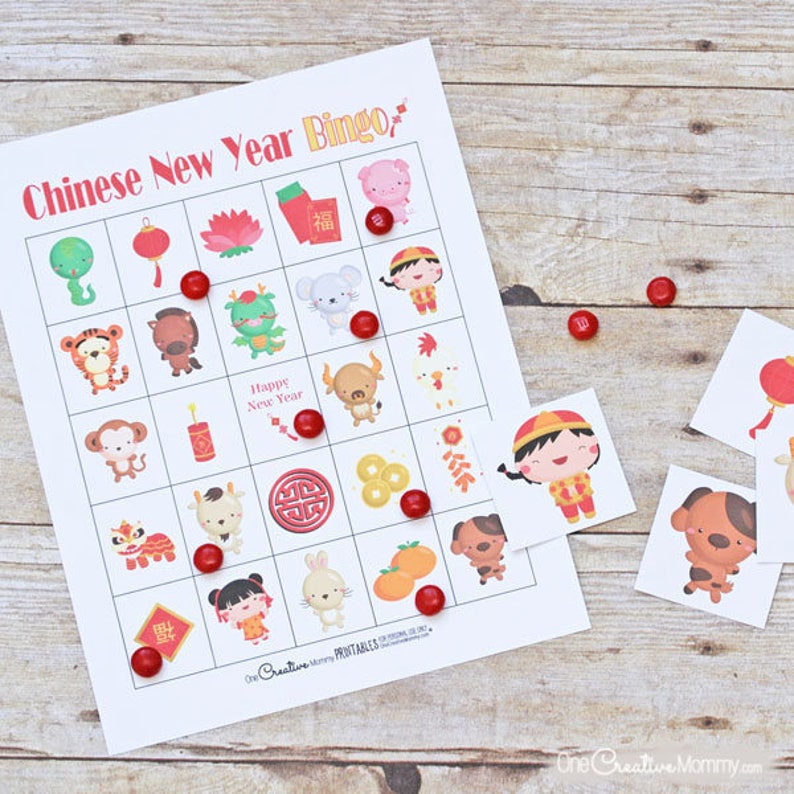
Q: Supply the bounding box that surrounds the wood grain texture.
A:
[1,0,793,790]
[3,1,794,51]
[1,533,793,783]
[2,44,794,88]
[1,84,791,307]
[0,759,784,794]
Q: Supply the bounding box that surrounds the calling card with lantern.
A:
[755,405,794,563]
[692,309,794,456]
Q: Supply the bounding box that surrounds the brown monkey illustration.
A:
[85,419,148,482]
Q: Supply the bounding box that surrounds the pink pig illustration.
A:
[357,159,412,224]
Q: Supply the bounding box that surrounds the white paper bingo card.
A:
[0,40,589,753]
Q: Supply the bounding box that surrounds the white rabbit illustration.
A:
[302,550,348,631]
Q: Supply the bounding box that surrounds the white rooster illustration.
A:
[412,332,459,410]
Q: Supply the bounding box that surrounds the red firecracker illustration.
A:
[268,414,298,441]
[132,217,170,288]
[391,98,408,138]
[441,424,476,493]
[200,209,263,258]
[187,402,216,462]
[749,355,794,439]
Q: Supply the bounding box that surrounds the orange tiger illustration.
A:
[60,325,130,395]
[110,520,176,570]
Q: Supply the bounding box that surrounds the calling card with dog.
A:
[0,41,591,752]
[635,465,781,628]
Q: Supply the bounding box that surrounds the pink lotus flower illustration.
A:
[200,209,263,258]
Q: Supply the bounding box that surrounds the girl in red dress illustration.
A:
[209,573,273,645]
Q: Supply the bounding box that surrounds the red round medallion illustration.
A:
[268,468,334,533]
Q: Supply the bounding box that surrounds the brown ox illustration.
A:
[322,350,384,427]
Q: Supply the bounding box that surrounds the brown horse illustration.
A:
[148,307,202,376]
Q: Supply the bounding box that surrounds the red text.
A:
[149,150,214,189]
[22,169,143,220]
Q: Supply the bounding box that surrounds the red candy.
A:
[365,206,394,235]
[400,489,431,519]
[193,543,224,573]
[415,584,445,616]
[180,270,210,300]
[646,276,677,307]
[131,646,163,678]
[293,409,325,439]
[349,310,380,340]
[567,310,599,340]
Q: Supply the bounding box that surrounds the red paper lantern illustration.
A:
[749,355,794,439]
[133,217,170,288]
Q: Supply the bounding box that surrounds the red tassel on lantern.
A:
[132,217,170,288]
[749,356,794,439]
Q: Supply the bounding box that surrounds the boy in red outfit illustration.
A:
[498,409,600,523]
[379,246,443,315]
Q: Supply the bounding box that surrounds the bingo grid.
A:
[26,141,538,687]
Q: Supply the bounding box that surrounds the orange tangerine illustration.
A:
[390,541,436,579]
[373,566,415,601]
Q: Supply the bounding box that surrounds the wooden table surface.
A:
[2,2,792,791]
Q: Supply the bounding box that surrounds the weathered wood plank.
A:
[451,87,794,193]
[2,1,793,52]
[1,4,791,786]
[0,84,791,306]
[0,758,785,793]
[4,82,793,197]
[3,84,793,172]
[1,537,792,764]
[481,207,793,308]
[0,761,392,793]
[2,43,793,88]
[0,307,768,525]
[3,84,790,193]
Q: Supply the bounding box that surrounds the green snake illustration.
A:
[50,237,96,306]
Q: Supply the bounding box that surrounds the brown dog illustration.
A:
[671,487,756,604]
[450,514,507,585]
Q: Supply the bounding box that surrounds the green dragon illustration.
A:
[225,284,286,359]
